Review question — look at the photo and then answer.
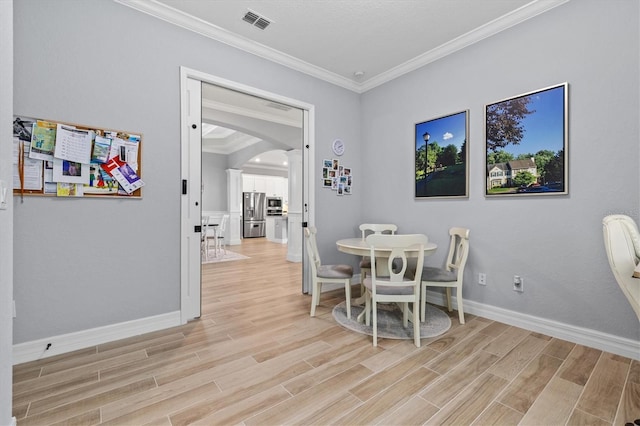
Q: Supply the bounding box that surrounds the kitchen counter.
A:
[266,215,288,244]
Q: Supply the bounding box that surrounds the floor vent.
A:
[242,10,271,30]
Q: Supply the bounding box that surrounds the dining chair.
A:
[201,215,210,261]
[364,233,428,347]
[215,214,229,256]
[420,227,470,325]
[602,215,640,321]
[304,226,354,318]
[359,224,398,286]
[202,215,215,258]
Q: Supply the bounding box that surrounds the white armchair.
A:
[602,214,640,321]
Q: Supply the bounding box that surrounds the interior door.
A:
[180,76,202,322]
[180,67,314,323]
[302,108,312,294]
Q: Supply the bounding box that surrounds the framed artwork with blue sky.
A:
[415,110,469,198]
[485,82,568,196]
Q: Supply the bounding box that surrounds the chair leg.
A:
[344,280,351,319]
[445,288,453,312]
[360,268,368,300]
[364,290,371,326]
[413,300,420,347]
[402,302,409,328]
[420,284,427,322]
[457,287,465,324]
[372,299,378,347]
[310,281,321,317]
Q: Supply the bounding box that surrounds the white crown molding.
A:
[359,0,570,92]
[115,0,569,93]
[113,0,360,92]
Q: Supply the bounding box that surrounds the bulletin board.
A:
[13,116,144,199]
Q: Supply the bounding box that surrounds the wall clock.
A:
[332,139,345,156]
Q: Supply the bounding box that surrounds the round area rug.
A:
[332,301,451,340]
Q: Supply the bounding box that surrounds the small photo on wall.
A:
[321,158,354,195]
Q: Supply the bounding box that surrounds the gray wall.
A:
[202,152,228,212]
[12,0,362,343]
[1,1,13,423]
[361,0,639,340]
[8,0,638,365]
[201,153,290,213]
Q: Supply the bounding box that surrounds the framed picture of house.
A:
[415,110,468,198]
[485,83,568,197]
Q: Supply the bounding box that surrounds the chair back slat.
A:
[366,234,428,287]
[219,214,229,232]
[304,227,322,272]
[446,228,470,274]
[360,223,398,240]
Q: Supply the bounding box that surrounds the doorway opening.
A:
[180,67,315,323]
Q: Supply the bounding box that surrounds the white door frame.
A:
[179,66,315,323]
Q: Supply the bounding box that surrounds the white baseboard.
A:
[424,290,640,360]
[13,311,181,365]
[320,280,639,359]
[13,290,639,366]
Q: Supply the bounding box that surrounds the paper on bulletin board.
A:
[54,124,93,164]
[108,134,140,171]
[101,157,144,194]
[43,161,57,194]
[29,120,57,161]
[56,182,84,197]
[91,135,111,163]
[52,157,90,185]
[12,138,43,190]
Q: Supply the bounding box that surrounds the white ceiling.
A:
[116,0,568,92]
[115,0,569,170]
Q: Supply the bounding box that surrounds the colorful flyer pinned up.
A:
[101,156,145,194]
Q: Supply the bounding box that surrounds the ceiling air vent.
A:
[242,9,271,30]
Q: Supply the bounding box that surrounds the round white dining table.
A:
[336,237,437,260]
[336,237,438,323]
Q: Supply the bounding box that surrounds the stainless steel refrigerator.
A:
[242,192,266,238]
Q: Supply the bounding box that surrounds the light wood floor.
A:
[12,238,640,425]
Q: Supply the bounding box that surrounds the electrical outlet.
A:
[513,275,524,292]
[478,273,486,285]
